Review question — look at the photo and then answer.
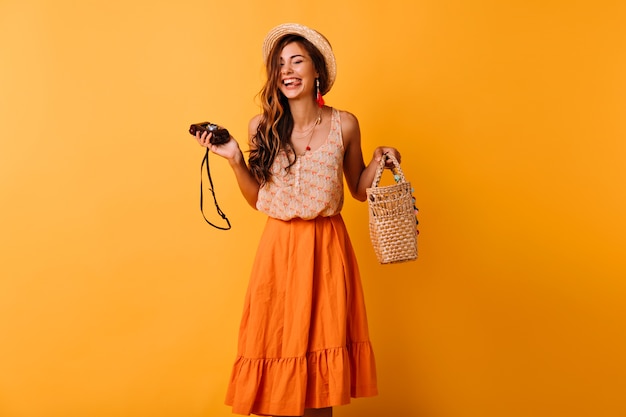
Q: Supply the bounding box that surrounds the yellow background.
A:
[1,1,625,416]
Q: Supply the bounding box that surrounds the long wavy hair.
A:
[248,34,330,185]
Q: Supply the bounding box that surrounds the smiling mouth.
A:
[283,78,302,86]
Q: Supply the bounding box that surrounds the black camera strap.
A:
[200,147,231,230]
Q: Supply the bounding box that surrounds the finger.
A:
[385,149,401,162]
[210,143,221,154]
[196,131,207,144]
[198,132,213,147]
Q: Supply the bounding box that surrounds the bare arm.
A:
[341,111,402,202]
[195,117,261,208]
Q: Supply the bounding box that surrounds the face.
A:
[278,41,319,101]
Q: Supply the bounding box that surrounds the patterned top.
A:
[256,108,345,220]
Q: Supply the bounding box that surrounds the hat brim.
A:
[262,23,336,95]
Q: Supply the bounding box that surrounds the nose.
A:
[281,63,292,74]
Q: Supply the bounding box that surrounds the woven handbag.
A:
[366,154,418,264]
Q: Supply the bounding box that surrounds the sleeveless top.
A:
[256,108,345,220]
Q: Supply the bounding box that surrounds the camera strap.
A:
[200,147,231,230]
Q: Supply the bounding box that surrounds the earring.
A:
[316,78,325,108]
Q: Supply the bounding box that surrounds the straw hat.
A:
[262,23,336,95]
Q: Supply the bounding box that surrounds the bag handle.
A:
[200,147,231,230]
[370,153,406,188]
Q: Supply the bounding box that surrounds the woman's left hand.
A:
[373,146,402,168]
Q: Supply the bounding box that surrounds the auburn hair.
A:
[248,35,330,185]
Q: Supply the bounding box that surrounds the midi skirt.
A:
[225,214,378,416]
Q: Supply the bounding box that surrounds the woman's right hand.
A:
[195,131,242,162]
[196,127,259,208]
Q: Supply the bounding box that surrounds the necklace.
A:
[292,108,322,154]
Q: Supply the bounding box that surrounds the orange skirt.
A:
[225,215,377,416]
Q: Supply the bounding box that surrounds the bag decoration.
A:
[366,153,418,264]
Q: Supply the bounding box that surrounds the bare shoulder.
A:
[337,109,361,147]
[247,114,263,149]
[248,114,263,134]
[337,109,360,131]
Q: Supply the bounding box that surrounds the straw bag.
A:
[366,154,418,264]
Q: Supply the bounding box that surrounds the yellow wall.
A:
[1,1,625,416]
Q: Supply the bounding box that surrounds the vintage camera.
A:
[189,122,230,145]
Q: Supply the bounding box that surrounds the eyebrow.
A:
[280,54,306,61]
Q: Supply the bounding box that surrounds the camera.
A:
[189,122,230,145]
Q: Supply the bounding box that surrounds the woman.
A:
[196,23,401,417]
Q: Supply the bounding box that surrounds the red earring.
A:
[316,78,325,108]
